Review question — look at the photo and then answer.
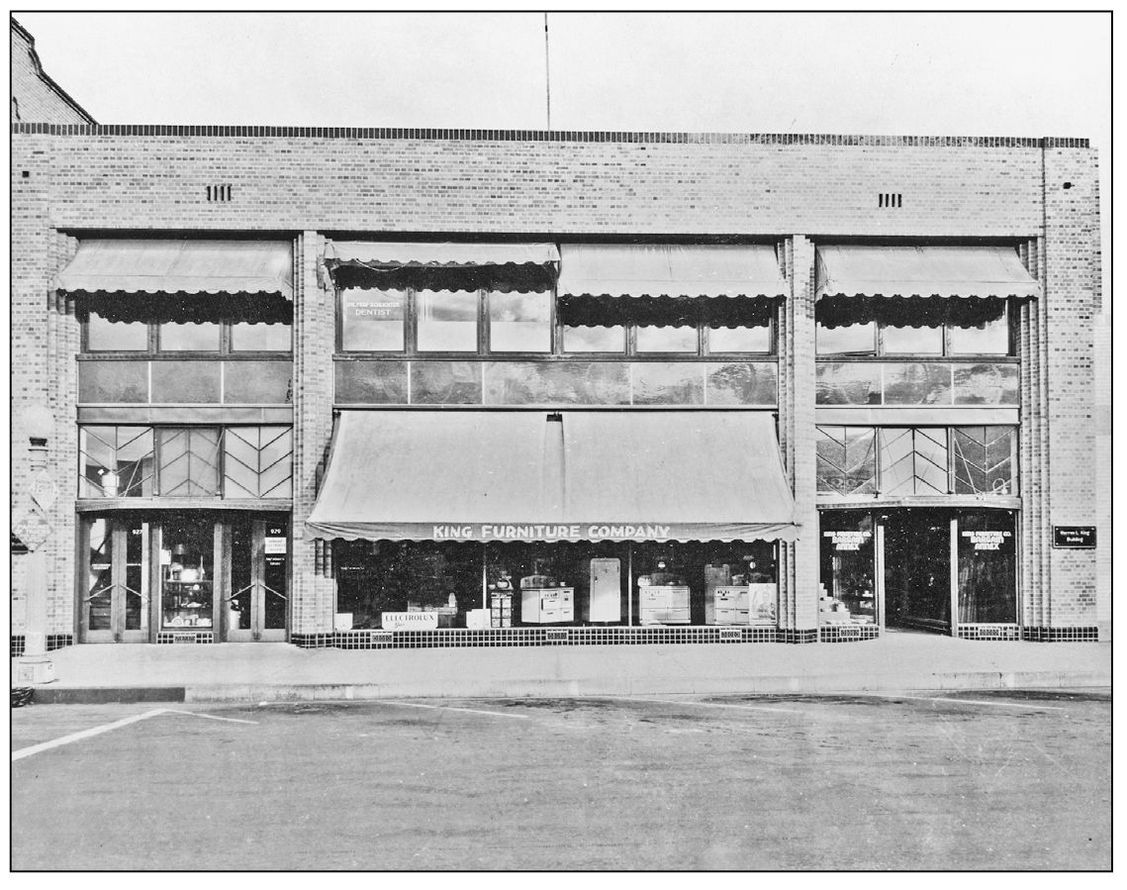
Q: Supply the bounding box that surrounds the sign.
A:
[346,293,404,320]
[823,530,872,551]
[431,523,675,542]
[1053,526,1097,549]
[264,536,287,555]
[381,611,439,631]
[12,494,52,551]
[29,470,58,512]
[961,530,1013,551]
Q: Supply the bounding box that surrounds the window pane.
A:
[957,510,1017,623]
[78,361,149,403]
[230,320,292,352]
[340,289,405,352]
[162,515,215,629]
[636,325,697,353]
[562,325,626,353]
[952,363,1019,405]
[816,427,877,496]
[816,322,875,354]
[159,322,221,352]
[488,291,550,353]
[334,361,409,404]
[883,362,952,405]
[815,362,881,405]
[709,324,772,353]
[151,361,221,403]
[224,426,293,498]
[411,361,483,405]
[631,363,704,405]
[952,426,1017,496]
[949,305,1009,355]
[417,290,478,352]
[158,428,221,497]
[483,362,630,405]
[819,511,877,625]
[223,360,292,404]
[882,324,944,355]
[879,428,949,496]
[86,518,113,631]
[705,362,777,405]
[87,311,148,351]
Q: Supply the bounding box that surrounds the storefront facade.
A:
[10,124,1104,653]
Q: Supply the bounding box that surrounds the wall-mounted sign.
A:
[1053,526,1097,549]
[264,536,287,555]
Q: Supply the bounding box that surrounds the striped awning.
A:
[816,245,1041,301]
[55,239,294,299]
[557,244,788,300]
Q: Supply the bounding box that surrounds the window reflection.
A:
[418,290,478,352]
[636,325,697,353]
[562,325,626,353]
[489,291,550,353]
[87,311,148,351]
[882,325,944,355]
[159,322,221,352]
[816,322,876,354]
[949,309,1009,355]
[708,324,771,353]
[231,320,292,352]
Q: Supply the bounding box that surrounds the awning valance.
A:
[816,245,1040,301]
[325,241,559,293]
[306,410,798,543]
[55,239,294,300]
[557,244,788,300]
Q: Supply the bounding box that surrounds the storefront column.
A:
[779,235,819,635]
[291,231,337,640]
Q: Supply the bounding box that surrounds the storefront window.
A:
[488,291,551,353]
[818,511,877,625]
[159,321,221,352]
[952,427,1017,496]
[161,516,214,629]
[417,290,478,352]
[636,324,697,353]
[339,288,406,352]
[708,323,772,354]
[817,321,876,355]
[87,311,148,351]
[79,426,154,498]
[957,510,1016,624]
[230,320,292,352]
[816,427,877,496]
[562,324,626,353]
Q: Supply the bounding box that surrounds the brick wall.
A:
[9,128,1101,638]
[10,24,93,125]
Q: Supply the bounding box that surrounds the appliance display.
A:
[587,558,621,622]
[638,584,691,625]
[519,574,574,624]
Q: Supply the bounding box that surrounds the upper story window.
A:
[418,290,478,352]
[816,301,1012,357]
[488,291,552,353]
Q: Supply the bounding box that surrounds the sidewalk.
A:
[14,632,1111,703]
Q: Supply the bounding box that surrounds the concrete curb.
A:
[20,669,1109,704]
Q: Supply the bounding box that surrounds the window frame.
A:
[81,310,292,357]
[816,300,1014,358]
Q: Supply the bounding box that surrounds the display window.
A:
[160,515,216,630]
[818,511,877,626]
[957,510,1017,623]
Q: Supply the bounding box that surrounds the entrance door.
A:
[80,516,152,643]
[225,514,289,641]
[883,509,953,633]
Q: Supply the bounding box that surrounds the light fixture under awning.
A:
[306,410,798,544]
[557,244,788,300]
[55,239,294,300]
[816,245,1040,300]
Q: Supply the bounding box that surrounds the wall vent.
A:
[206,184,233,202]
[878,192,902,208]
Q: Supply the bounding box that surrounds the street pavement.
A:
[11,690,1110,871]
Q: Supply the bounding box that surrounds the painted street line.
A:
[162,708,259,724]
[12,708,256,762]
[639,698,801,715]
[382,701,531,720]
[864,693,1066,711]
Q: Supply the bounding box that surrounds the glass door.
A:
[883,508,953,633]
[225,514,289,641]
[80,516,151,643]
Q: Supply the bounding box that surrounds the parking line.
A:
[639,698,801,715]
[12,708,168,762]
[382,701,530,720]
[163,709,259,724]
[865,693,1066,711]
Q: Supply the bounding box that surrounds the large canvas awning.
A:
[557,244,788,300]
[324,241,559,292]
[816,245,1041,301]
[306,410,798,543]
[55,239,294,299]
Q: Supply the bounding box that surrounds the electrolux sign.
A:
[1052,526,1097,549]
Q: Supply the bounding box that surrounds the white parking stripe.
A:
[382,701,530,720]
[12,708,168,761]
[864,693,1065,710]
[639,698,800,715]
[12,707,257,762]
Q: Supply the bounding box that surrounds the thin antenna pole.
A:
[544,13,552,131]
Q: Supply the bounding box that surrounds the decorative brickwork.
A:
[1022,626,1099,643]
[956,624,1022,642]
[304,626,788,649]
[819,625,881,643]
[156,632,215,645]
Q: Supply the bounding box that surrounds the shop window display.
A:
[957,510,1017,624]
[818,511,877,626]
[160,516,215,630]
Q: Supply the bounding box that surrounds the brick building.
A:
[10,26,1105,655]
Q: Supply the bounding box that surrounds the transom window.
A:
[816,301,1012,356]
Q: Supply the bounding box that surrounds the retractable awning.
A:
[557,244,788,300]
[306,410,798,543]
[816,245,1040,301]
[55,239,294,299]
[324,241,559,292]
